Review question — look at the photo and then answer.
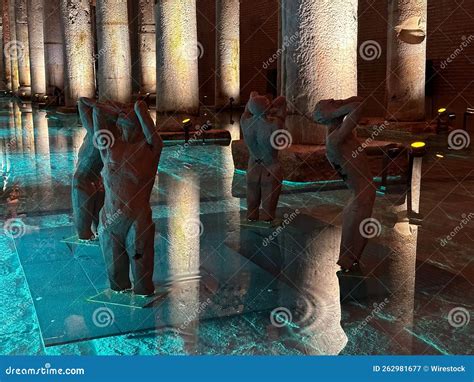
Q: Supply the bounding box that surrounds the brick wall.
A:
[196,0,474,125]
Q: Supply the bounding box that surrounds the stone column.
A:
[8,0,19,92]
[27,0,47,96]
[386,0,427,121]
[96,0,132,103]
[43,0,64,95]
[279,0,358,145]
[15,0,31,97]
[215,0,240,108]
[155,0,199,114]
[59,0,95,107]
[137,0,156,95]
[2,0,12,91]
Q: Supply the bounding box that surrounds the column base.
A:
[17,86,32,99]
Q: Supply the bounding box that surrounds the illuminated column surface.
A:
[96,0,132,103]
[8,0,19,91]
[386,0,427,121]
[155,0,199,114]
[27,0,47,96]
[0,16,4,90]
[60,0,95,107]
[138,0,156,94]
[2,0,12,90]
[215,0,240,108]
[279,0,358,144]
[15,0,31,97]
[43,0,64,94]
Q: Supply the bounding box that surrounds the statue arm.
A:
[337,102,364,140]
[134,101,163,151]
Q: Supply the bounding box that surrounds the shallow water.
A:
[0,98,472,355]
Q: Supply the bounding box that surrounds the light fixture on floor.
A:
[464,107,474,131]
[437,108,456,134]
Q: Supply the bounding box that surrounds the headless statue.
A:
[241,92,287,223]
[85,98,163,296]
[313,97,376,273]
[72,98,105,240]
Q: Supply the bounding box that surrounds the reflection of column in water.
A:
[378,193,418,354]
[33,109,53,208]
[164,169,201,353]
[20,103,35,159]
[13,103,23,152]
[278,218,347,354]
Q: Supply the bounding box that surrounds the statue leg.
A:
[71,175,96,240]
[246,162,262,220]
[126,212,155,295]
[260,166,282,221]
[91,187,105,235]
[337,159,376,269]
[99,213,132,291]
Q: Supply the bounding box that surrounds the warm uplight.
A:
[411,142,426,149]
[436,153,444,158]
[438,108,447,114]
[182,118,191,124]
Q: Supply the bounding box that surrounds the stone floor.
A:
[0,98,472,355]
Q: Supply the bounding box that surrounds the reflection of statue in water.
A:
[241,92,287,223]
[313,97,376,273]
[72,98,104,240]
[86,99,163,296]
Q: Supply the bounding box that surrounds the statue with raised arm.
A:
[313,97,376,274]
[241,92,287,223]
[85,98,163,296]
[71,98,104,240]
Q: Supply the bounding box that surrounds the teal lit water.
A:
[0,98,472,355]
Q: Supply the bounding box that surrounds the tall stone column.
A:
[137,0,156,95]
[27,0,47,96]
[96,0,132,103]
[43,0,64,95]
[155,0,199,114]
[279,0,358,145]
[15,0,31,97]
[386,0,427,121]
[2,0,12,91]
[215,0,240,108]
[8,0,19,92]
[60,0,95,107]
